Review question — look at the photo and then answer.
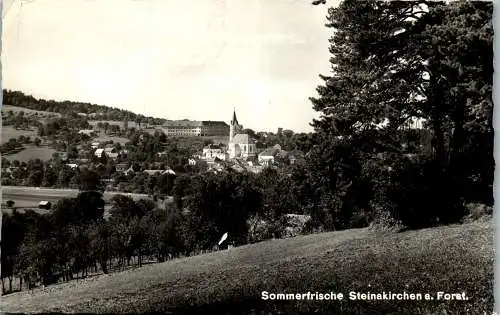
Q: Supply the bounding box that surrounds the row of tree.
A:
[1,166,301,294]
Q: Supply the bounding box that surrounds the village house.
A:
[150,162,163,169]
[94,148,105,158]
[105,147,119,159]
[157,151,168,158]
[258,145,283,167]
[143,169,163,176]
[38,201,52,210]
[124,166,135,176]
[115,163,129,172]
[287,150,305,165]
[78,129,96,137]
[202,144,227,161]
[94,147,118,159]
[119,149,129,158]
[91,142,101,149]
[143,169,176,176]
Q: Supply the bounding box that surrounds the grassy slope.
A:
[1,105,61,118]
[1,126,39,144]
[0,220,493,314]
[92,134,131,145]
[3,145,57,162]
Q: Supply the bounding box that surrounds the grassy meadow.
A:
[2,105,61,118]
[3,145,57,162]
[93,134,131,145]
[1,126,38,145]
[0,219,492,314]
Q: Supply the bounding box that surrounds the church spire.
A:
[231,108,239,126]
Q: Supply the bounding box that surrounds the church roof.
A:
[231,133,254,144]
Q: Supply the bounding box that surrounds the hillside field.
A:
[1,126,39,144]
[3,145,57,162]
[88,120,140,129]
[0,219,492,314]
[2,105,61,118]
[93,134,130,145]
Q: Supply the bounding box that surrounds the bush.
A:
[462,203,493,223]
[386,158,465,229]
[247,215,275,243]
[368,207,404,232]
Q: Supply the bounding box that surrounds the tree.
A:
[173,175,192,210]
[76,169,104,192]
[308,0,492,229]
[28,170,44,187]
[182,171,262,251]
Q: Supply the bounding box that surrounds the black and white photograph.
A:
[0,0,494,314]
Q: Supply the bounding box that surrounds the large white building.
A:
[160,120,229,137]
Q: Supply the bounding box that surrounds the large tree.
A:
[308,0,493,229]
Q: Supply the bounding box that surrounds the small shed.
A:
[39,201,52,210]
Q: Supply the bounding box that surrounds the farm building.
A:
[95,148,118,159]
[115,163,129,172]
[38,201,52,210]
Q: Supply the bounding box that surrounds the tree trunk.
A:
[8,276,13,293]
[430,116,446,162]
[100,260,108,274]
[1,278,5,295]
[19,276,23,291]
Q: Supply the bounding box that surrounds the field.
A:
[93,134,131,145]
[0,219,492,314]
[2,105,61,118]
[3,145,57,162]
[2,186,151,206]
[1,126,39,144]
[88,120,140,129]
[2,186,154,219]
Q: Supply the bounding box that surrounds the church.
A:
[227,110,256,159]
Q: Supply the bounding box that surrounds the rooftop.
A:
[163,120,203,128]
[231,133,254,144]
[202,121,229,127]
[259,147,280,157]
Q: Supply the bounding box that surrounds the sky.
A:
[2,0,335,133]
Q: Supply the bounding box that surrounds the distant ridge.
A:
[2,89,166,125]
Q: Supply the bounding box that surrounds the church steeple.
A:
[231,108,239,126]
[229,108,239,143]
